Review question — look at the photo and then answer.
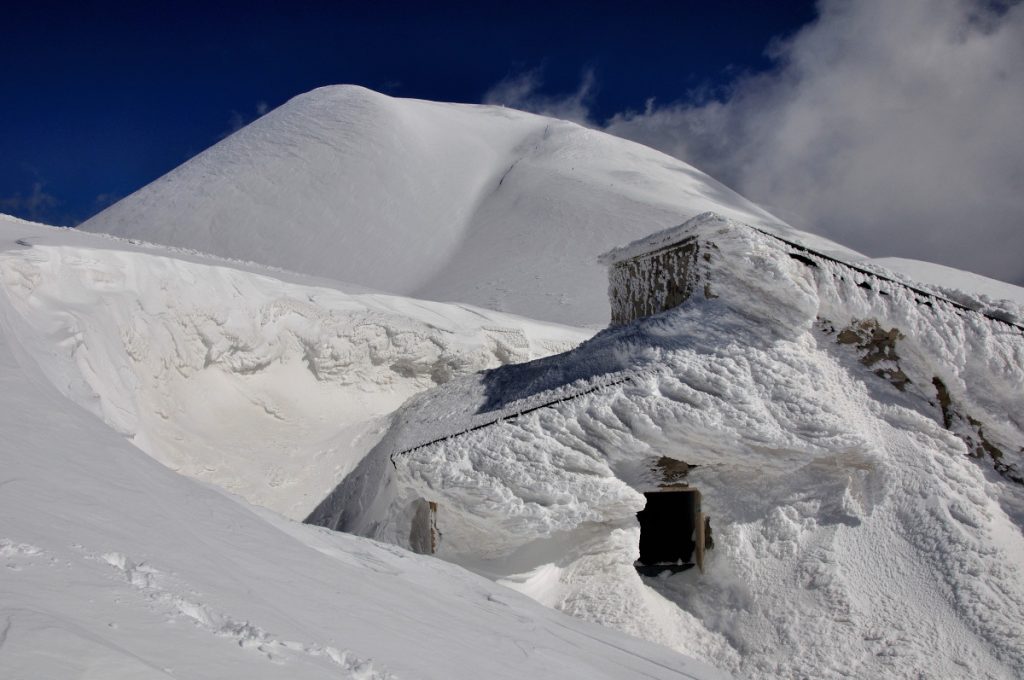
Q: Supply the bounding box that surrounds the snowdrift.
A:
[0,216,587,519]
[79,85,861,327]
[0,220,723,680]
[317,214,1024,679]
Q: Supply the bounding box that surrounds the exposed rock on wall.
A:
[825,317,1022,485]
[830,319,911,390]
[933,377,1023,485]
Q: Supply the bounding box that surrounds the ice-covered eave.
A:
[382,211,1024,476]
[596,210,851,266]
[600,211,1024,334]
[598,211,727,266]
[598,209,871,267]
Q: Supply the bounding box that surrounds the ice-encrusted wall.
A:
[605,237,707,326]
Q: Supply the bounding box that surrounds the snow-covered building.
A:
[308,212,1024,678]
[601,211,1024,333]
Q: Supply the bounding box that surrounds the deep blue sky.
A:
[1,0,816,226]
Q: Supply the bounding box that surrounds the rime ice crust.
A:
[337,214,1024,679]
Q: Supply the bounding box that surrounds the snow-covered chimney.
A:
[598,212,720,326]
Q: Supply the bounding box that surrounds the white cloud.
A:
[483,68,596,125]
[0,181,59,221]
[611,0,1024,284]
[488,1,1024,285]
[222,101,272,138]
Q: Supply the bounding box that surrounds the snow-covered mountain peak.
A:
[81,85,860,326]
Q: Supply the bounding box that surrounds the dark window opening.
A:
[635,488,711,575]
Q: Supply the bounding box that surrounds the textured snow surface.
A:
[0,214,723,678]
[340,216,1024,679]
[0,217,587,519]
[8,84,1024,678]
[871,257,1024,324]
[80,85,863,327]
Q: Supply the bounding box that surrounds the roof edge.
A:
[597,211,733,266]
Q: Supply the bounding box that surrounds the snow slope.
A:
[80,85,863,327]
[0,230,724,679]
[328,215,1024,679]
[0,216,588,520]
[11,83,1024,678]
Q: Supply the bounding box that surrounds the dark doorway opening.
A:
[635,488,708,575]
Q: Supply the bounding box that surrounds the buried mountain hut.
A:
[307,212,1024,579]
[306,214,746,575]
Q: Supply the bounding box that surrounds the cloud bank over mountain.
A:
[488,0,1024,285]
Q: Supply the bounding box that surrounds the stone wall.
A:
[606,237,703,326]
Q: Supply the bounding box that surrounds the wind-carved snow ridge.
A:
[325,214,1024,679]
[97,551,395,677]
[0,243,587,519]
[1,539,45,572]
